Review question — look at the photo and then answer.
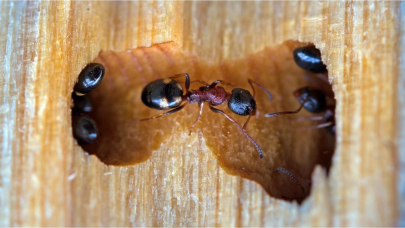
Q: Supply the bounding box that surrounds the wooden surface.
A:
[0,1,404,226]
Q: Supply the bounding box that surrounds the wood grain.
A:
[0,1,403,226]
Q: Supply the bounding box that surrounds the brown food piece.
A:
[84,42,334,200]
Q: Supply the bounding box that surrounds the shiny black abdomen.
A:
[74,63,105,95]
[72,114,98,144]
[228,88,256,116]
[293,46,327,73]
[294,87,326,113]
[141,79,184,110]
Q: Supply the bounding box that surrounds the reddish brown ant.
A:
[137,73,308,159]
[138,73,270,158]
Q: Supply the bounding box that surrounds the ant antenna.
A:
[188,102,204,135]
[126,103,188,125]
[300,121,333,131]
[265,97,309,118]
[248,79,273,102]
[274,167,305,194]
[209,105,263,158]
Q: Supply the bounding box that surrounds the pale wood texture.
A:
[0,1,403,226]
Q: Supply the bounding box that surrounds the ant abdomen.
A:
[228,88,256,116]
[72,114,98,145]
[141,78,184,110]
[293,45,327,73]
[74,63,105,96]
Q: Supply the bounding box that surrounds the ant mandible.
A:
[138,73,280,159]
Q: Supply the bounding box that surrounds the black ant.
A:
[294,87,335,134]
[138,73,307,159]
[72,63,105,145]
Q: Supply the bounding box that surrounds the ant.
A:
[71,63,105,145]
[294,87,335,134]
[138,73,312,196]
[138,73,307,159]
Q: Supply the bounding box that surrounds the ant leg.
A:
[188,102,204,135]
[274,168,305,194]
[301,121,333,130]
[242,110,253,130]
[209,105,263,159]
[190,80,209,86]
[279,195,305,201]
[315,73,329,83]
[170,73,190,92]
[209,80,235,88]
[264,97,309,118]
[248,79,273,102]
[296,116,325,122]
[127,103,187,124]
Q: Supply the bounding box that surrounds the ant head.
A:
[293,87,326,113]
[141,78,184,110]
[228,88,256,116]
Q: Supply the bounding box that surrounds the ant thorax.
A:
[186,86,230,106]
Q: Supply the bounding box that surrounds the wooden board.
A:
[0,1,403,226]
